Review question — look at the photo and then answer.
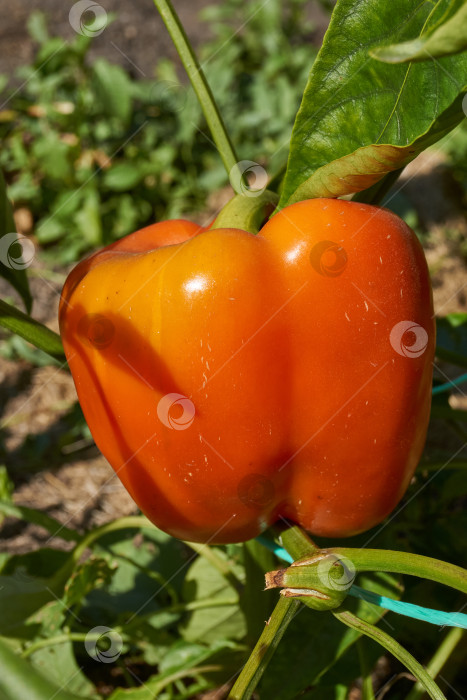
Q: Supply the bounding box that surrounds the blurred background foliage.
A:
[0,0,316,263]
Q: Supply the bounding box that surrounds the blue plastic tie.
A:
[432,371,467,395]
[256,535,467,629]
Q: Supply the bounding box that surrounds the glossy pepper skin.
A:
[59,199,434,544]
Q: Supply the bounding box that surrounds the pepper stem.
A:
[210,190,279,234]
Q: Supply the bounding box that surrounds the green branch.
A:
[152,0,240,181]
[334,609,446,700]
[0,298,66,362]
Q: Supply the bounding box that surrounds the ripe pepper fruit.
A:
[59,198,434,544]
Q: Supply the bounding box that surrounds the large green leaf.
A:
[107,640,235,699]
[26,602,96,698]
[181,551,246,643]
[0,170,32,312]
[371,1,467,63]
[0,636,86,700]
[279,0,467,207]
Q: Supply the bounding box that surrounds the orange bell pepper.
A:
[59,198,434,543]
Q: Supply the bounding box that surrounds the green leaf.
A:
[181,551,246,643]
[26,11,49,44]
[436,315,467,368]
[26,603,96,698]
[0,571,55,635]
[0,500,79,542]
[107,639,233,699]
[103,163,148,192]
[371,2,467,63]
[0,469,14,503]
[279,0,467,207]
[62,556,116,609]
[92,59,132,123]
[74,190,102,247]
[0,170,32,312]
[32,132,73,182]
[0,298,66,362]
[0,636,86,700]
[87,525,187,623]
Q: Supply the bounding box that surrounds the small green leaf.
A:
[103,163,147,191]
[0,469,14,503]
[74,190,102,246]
[371,3,467,63]
[63,556,116,609]
[93,59,132,123]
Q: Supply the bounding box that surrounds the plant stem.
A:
[152,0,240,180]
[277,524,320,560]
[357,639,376,700]
[21,632,125,659]
[328,548,467,595]
[0,298,66,362]
[227,525,318,700]
[241,539,277,646]
[210,190,279,234]
[405,627,465,700]
[70,515,152,566]
[334,609,446,700]
[22,598,240,659]
[227,597,300,700]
